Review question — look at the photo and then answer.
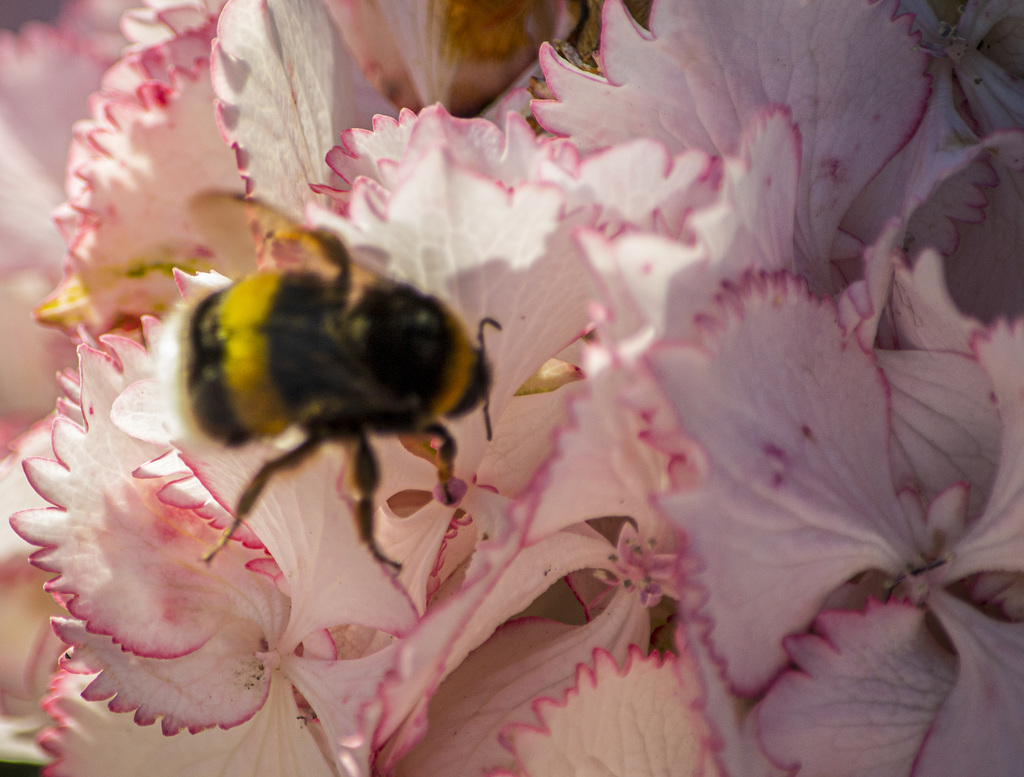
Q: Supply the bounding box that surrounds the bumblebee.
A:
[161,195,498,567]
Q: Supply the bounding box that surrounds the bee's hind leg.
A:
[345,431,400,571]
[204,434,324,563]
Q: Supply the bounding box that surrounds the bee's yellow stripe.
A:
[218,274,291,436]
[430,312,476,418]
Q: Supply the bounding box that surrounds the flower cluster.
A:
[3,0,1024,775]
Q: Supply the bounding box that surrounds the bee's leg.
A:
[424,422,465,506]
[344,432,399,571]
[204,435,323,563]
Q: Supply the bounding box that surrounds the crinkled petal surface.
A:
[377,518,617,766]
[756,601,956,777]
[840,57,999,257]
[535,0,929,293]
[13,340,289,662]
[43,31,245,332]
[650,272,913,691]
[213,0,386,216]
[524,372,667,544]
[581,109,802,347]
[54,617,271,735]
[40,670,338,777]
[396,592,649,777]
[328,106,558,197]
[503,647,716,777]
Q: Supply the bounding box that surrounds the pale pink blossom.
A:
[7,0,1024,774]
[533,0,930,295]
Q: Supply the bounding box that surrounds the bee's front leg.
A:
[204,434,323,563]
[424,422,467,507]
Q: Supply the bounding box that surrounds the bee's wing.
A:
[188,192,356,282]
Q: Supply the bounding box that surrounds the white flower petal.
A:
[504,647,716,777]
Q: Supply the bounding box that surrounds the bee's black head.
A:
[350,286,499,437]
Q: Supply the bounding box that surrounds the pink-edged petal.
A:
[544,137,719,239]
[372,512,528,759]
[880,349,1000,516]
[523,381,662,543]
[503,646,717,777]
[394,592,649,777]
[686,108,800,275]
[581,110,802,347]
[183,446,418,647]
[0,418,55,561]
[902,156,996,255]
[889,248,983,353]
[650,272,913,692]
[756,601,956,777]
[836,220,909,351]
[376,491,464,614]
[953,321,1024,577]
[375,499,462,614]
[40,34,246,332]
[580,230,705,345]
[377,518,615,762]
[40,670,339,776]
[328,106,557,198]
[535,0,929,292]
[212,0,388,217]
[17,438,286,657]
[919,591,1024,776]
[840,57,998,258]
[522,353,682,570]
[55,617,269,734]
[944,161,1024,321]
[680,618,781,777]
[326,109,419,191]
[121,1,223,45]
[12,337,296,670]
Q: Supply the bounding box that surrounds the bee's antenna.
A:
[478,317,501,441]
